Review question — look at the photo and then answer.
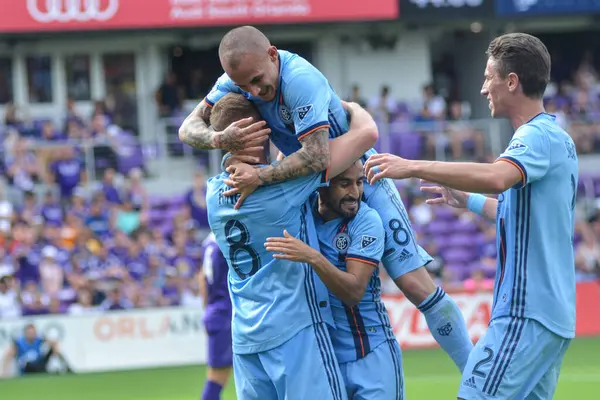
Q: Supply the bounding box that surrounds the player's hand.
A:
[420,180,468,208]
[224,163,261,209]
[223,151,261,169]
[364,153,416,184]
[216,117,271,153]
[265,230,317,262]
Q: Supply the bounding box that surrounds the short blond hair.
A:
[210,93,261,131]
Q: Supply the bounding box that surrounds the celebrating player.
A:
[200,233,232,400]
[179,25,473,372]
[364,33,577,399]
[206,93,377,400]
[266,160,404,400]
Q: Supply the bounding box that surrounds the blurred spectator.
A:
[0,275,20,318]
[185,170,208,228]
[155,72,183,118]
[420,83,446,120]
[347,84,367,108]
[187,69,209,100]
[100,285,133,311]
[368,85,398,123]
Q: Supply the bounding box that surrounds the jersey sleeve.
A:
[279,170,328,207]
[496,124,550,188]
[204,73,244,108]
[346,208,385,267]
[284,70,331,141]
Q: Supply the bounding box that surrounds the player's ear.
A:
[268,46,278,61]
[507,72,519,93]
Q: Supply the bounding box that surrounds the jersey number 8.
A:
[225,219,261,280]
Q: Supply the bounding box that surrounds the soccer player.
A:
[265,160,404,399]
[200,233,232,400]
[364,33,577,399]
[179,25,473,372]
[206,93,378,400]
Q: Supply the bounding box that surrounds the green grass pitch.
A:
[2,337,599,399]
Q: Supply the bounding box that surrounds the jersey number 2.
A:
[472,347,494,378]
[225,219,261,280]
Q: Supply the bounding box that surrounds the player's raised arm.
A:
[256,70,335,185]
[327,101,378,179]
[179,75,271,152]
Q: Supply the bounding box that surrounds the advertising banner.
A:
[0,0,399,34]
[400,0,494,20]
[0,307,207,375]
[383,281,600,349]
[496,0,600,16]
[1,282,597,376]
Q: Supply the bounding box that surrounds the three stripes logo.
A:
[398,249,413,262]
[463,376,477,390]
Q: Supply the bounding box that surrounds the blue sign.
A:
[496,0,600,16]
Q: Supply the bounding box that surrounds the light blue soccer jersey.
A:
[493,113,577,339]
[205,50,350,156]
[313,200,395,363]
[206,169,335,354]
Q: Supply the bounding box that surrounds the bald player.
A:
[179,26,474,372]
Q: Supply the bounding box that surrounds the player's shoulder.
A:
[213,72,242,92]
[280,50,326,86]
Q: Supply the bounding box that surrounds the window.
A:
[65,55,91,101]
[0,58,13,104]
[26,55,53,103]
[103,53,137,131]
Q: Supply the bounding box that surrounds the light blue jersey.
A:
[313,201,394,363]
[493,113,577,339]
[205,50,349,155]
[206,169,335,355]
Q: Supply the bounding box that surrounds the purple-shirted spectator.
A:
[185,171,209,228]
[161,269,181,306]
[124,241,148,281]
[40,191,63,225]
[50,147,85,200]
[101,168,121,204]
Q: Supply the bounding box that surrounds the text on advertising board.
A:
[94,312,204,342]
[496,0,600,16]
[400,0,494,19]
[1,0,399,33]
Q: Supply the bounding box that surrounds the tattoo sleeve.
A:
[178,101,219,149]
[258,129,330,184]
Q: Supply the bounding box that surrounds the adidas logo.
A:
[463,376,477,389]
[398,249,413,262]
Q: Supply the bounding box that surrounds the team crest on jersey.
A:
[507,140,528,155]
[296,104,313,121]
[279,105,293,124]
[565,140,576,160]
[361,235,377,249]
[334,233,350,253]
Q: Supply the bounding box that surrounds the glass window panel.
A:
[26,55,53,103]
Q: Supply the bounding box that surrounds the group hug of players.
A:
[185,26,578,400]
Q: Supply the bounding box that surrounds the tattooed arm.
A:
[258,129,330,184]
[178,101,218,150]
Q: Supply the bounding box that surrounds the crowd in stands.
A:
[1,48,600,319]
[0,165,209,319]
